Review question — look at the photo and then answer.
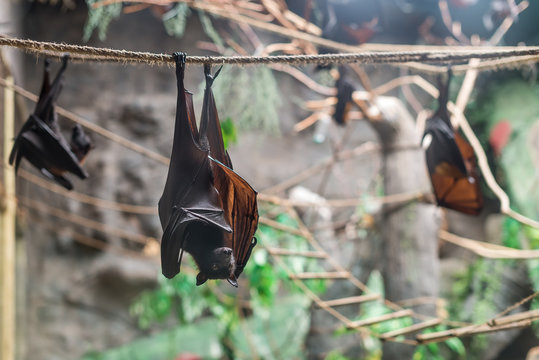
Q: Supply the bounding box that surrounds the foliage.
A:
[324,350,352,360]
[449,257,509,357]
[467,73,539,336]
[81,319,223,360]
[220,117,237,150]
[255,210,328,295]
[197,10,224,48]
[123,209,326,359]
[211,66,282,134]
[502,217,521,249]
[467,75,539,219]
[82,2,224,46]
[82,2,282,134]
[518,225,539,333]
[358,271,414,335]
[334,271,464,360]
[229,295,311,359]
[83,0,122,41]
[162,3,191,38]
[414,326,466,360]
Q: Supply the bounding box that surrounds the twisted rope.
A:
[2,36,539,66]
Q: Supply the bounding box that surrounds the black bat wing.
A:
[200,65,231,167]
[34,56,68,125]
[423,116,467,177]
[158,54,231,279]
[15,115,88,181]
[35,59,52,117]
[423,69,467,177]
[9,115,38,168]
[9,57,52,167]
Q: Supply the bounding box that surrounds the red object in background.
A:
[341,18,379,45]
[489,120,512,157]
[175,353,202,360]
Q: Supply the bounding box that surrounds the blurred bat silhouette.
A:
[422,70,483,215]
[159,53,258,287]
[333,65,354,126]
[9,56,91,190]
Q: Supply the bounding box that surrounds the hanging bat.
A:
[9,56,91,190]
[159,53,258,287]
[422,70,483,215]
[333,65,354,126]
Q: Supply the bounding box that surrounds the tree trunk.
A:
[374,97,441,360]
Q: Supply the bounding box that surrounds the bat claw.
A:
[173,52,187,65]
[174,52,187,87]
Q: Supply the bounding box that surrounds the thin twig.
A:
[92,0,533,52]
[439,230,539,259]
[21,209,155,260]
[19,196,153,245]
[262,141,379,194]
[18,168,157,215]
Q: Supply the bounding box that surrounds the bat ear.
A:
[196,272,208,286]
[227,275,238,288]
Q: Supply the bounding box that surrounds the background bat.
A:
[422,70,483,215]
[9,56,91,190]
[333,65,354,126]
[159,54,258,287]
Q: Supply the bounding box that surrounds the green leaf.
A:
[444,337,466,357]
[83,0,122,41]
[502,217,521,249]
[220,117,238,149]
[325,350,352,360]
[230,295,310,359]
[211,66,282,134]
[162,3,191,38]
[197,10,224,48]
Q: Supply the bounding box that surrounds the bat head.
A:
[70,124,93,162]
[195,246,236,286]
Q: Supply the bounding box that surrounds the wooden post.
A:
[1,73,16,360]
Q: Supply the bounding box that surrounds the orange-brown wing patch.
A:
[430,172,483,215]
